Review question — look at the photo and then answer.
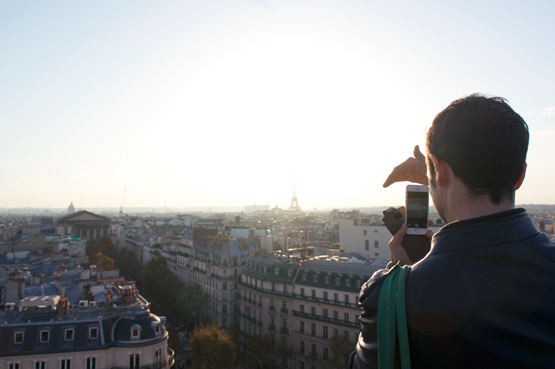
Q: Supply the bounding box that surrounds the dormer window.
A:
[130,324,141,340]
[14,331,24,344]
[39,330,50,343]
[324,276,330,284]
[65,329,75,341]
[313,275,318,282]
[89,327,99,340]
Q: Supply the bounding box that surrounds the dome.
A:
[67,201,76,213]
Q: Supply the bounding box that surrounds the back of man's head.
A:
[426,94,529,204]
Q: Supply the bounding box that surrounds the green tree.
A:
[190,325,236,369]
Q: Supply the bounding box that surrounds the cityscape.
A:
[1,186,554,368]
[2,1,555,368]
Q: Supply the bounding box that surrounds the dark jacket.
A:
[351,209,555,369]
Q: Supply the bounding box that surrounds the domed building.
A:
[67,201,76,213]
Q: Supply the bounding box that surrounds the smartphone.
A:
[405,185,429,235]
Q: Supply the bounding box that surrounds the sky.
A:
[1,0,554,210]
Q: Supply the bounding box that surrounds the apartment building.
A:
[238,252,388,369]
[0,270,173,369]
[178,231,259,327]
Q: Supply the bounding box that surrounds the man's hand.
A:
[389,223,434,266]
[383,145,428,187]
[388,224,413,265]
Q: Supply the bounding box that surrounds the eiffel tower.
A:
[289,177,301,212]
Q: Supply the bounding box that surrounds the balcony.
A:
[293,310,359,328]
[269,305,276,312]
[110,347,174,369]
[280,308,288,315]
[280,327,289,335]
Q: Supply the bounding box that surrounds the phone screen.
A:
[406,191,429,229]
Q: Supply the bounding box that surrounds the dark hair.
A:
[426,94,529,204]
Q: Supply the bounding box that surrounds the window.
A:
[345,295,350,304]
[60,359,71,369]
[375,252,379,257]
[300,288,305,297]
[323,309,328,318]
[300,304,305,313]
[35,361,46,369]
[40,330,50,343]
[324,276,329,284]
[335,277,340,285]
[130,325,141,340]
[333,328,338,337]
[313,275,318,282]
[89,327,98,339]
[65,328,74,341]
[311,344,316,353]
[345,330,350,339]
[300,340,305,354]
[311,306,316,316]
[323,326,328,339]
[14,331,24,344]
[311,323,316,336]
[323,346,329,359]
[323,292,328,302]
[311,290,316,298]
[155,348,162,366]
[223,282,227,290]
[334,311,339,321]
[86,357,96,369]
[222,304,227,313]
[9,363,20,369]
[363,230,367,235]
[300,320,304,333]
[302,273,307,281]
[344,313,349,322]
[129,354,140,369]
[374,240,379,248]
[334,293,338,303]
[365,240,369,250]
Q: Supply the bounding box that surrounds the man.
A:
[350,94,555,368]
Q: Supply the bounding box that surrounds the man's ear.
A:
[429,154,451,187]
[515,162,527,190]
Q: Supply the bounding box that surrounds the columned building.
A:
[57,211,111,240]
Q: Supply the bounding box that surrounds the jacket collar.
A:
[430,208,540,255]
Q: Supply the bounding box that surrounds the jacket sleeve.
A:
[349,263,397,369]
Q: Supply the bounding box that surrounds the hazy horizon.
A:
[2,1,555,210]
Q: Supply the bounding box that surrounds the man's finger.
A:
[413,145,425,161]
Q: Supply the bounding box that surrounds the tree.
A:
[95,252,115,270]
[315,335,355,369]
[190,325,236,369]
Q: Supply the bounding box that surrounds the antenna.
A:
[119,186,126,216]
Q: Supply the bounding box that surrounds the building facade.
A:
[238,253,388,369]
[0,282,173,369]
